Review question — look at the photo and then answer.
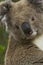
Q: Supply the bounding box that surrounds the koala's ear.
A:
[29,0,42,7]
[28,0,43,12]
[0,0,12,20]
[1,0,12,15]
[5,0,12,9]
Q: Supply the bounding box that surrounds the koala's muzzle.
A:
[21,22,32,35]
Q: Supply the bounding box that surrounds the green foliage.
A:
[0,45,5,53]
[0,0,4,2]
[0,26,8,65]
[0,45,5,64]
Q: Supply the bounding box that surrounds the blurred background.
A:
[0,0,19,65]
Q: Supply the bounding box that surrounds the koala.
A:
[0,0,43,65]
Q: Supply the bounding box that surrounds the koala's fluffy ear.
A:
[0,0,12,21]
[28,0,43,12]
[0,0,12,15]
[28,0,42,6]
[5,0,12,9]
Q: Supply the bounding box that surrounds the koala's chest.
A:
[33,34,43,51]
[11,42,43,65]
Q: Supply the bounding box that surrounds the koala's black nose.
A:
[21,22,32,34]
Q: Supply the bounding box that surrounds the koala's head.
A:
[0,0,43,41]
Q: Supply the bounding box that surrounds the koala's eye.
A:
[15,25,19,29]
[31,17,35,21]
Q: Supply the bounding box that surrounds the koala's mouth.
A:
[23,29,37,40]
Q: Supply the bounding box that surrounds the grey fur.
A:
[0,0,43,65]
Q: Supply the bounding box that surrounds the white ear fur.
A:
[33,34,43,51]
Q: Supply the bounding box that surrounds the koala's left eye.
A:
[15,25,19,29]
[31,17,35,21]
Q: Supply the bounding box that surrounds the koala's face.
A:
[0,1,43,41]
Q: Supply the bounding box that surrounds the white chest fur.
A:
[33,35,43,51]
